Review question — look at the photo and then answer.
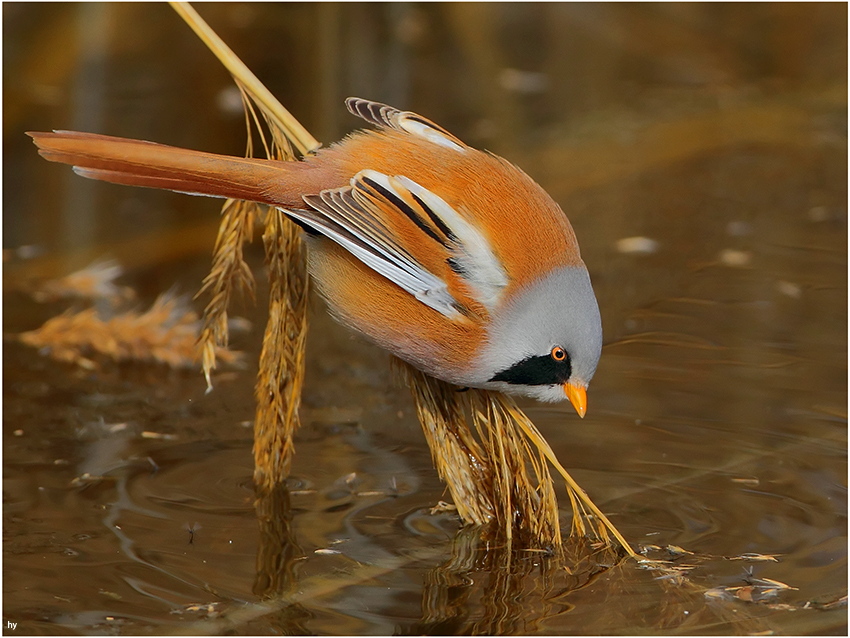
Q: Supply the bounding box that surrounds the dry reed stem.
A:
[169,2,319,156]
[399,359,636,556]
[495,394,638,557]
[253,208,308,488]
[399,362,495,526]
[467,392,562,547]
[195,199,257,391]
[170,2,314,490]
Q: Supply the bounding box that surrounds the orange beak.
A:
[564,383,587,418]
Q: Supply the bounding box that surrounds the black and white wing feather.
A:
[286,169,508,319]
[345,97,466,152]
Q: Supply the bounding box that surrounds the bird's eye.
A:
[550,346,567,362]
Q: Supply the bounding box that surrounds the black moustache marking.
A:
[489,352,572,386]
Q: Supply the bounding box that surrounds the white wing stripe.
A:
[393,176,509,308]
[397,117,465,151]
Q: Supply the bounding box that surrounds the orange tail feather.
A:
[27,130,323,208]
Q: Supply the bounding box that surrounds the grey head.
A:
[471,265,603,411]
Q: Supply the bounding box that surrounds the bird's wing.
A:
[345,98,467,151]
[291,169,508,319]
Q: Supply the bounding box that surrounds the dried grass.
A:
[400,361,636,556]
[253,209,308,488]
[29,259,134,303]
[18,293,242,371]
[171,2,317,490]
[195,199,258,391]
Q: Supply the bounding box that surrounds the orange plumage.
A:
[29,98,602,414]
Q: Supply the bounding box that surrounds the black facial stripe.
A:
[489,353,572,386]
[360,176,446,246]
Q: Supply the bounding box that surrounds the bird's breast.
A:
[306,239,488,386]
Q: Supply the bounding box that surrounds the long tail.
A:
[27,130,317,209]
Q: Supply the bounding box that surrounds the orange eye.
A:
[551,346,567,362]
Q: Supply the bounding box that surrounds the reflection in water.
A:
[252,485,302,600]
[252,487,315,634]
[412,528,622,635]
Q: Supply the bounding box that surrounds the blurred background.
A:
[4,3,847,634]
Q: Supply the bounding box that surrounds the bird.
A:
[28,98,602,417]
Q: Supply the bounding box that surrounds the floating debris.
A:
[717,248,751,267]
[70,472,108,486]
[775,280,802,299]
[175,602,221,617]
[141,431,178,440]
[757,577,798,591]
[498,68,548,94]
[730,477,760,486]
[98,589,122,601]
[804,594,847,611]
[704,587,733,601]
[726,552,782,562]
[430,501,458,515]
[615,236,659,255]
[107,422,129,434]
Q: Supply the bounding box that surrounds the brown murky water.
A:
[4,3,846,635]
